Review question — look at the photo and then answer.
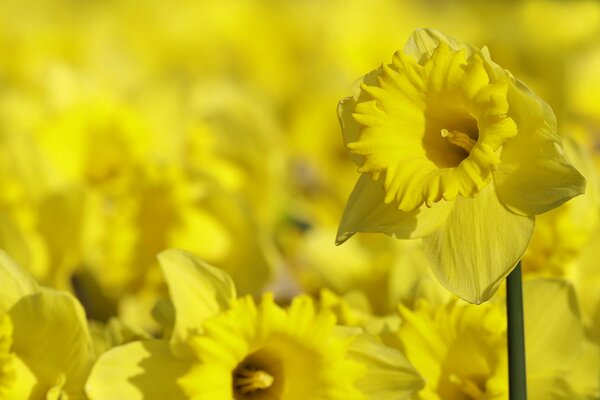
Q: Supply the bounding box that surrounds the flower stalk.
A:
[507,262,527,399]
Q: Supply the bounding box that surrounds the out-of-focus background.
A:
[1,0,600,336]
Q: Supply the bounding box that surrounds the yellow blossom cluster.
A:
[1,0,600,399]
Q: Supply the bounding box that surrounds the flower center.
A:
[422,102,480,168]
[234,367,274,394]
[232,349,283,400]
[348,43,517,211]
[441,129,477,154]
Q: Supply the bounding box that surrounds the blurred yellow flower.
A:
[86,249,424,400]
[337,29,586,303]
[391,279,598,399]
[0,251,94,400]
[181,294,366,400]
[396,299,507,399]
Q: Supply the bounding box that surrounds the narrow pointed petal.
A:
[85,340,189,400]
[494,81,586,216]
[337,174,454,244]
[422,185,534,303]
[0,250,38,315]
[7,290,93,398]
[157,249,236,355]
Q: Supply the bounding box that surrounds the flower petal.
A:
[403,28,475,63]
[524,279,583,378]
[157,249,236,355]
[336,174,454,244]
[0,250,38,315]
[346,331,425,400]
[338,69,382,167]
[7,290,93,398]
[85,340,189,400]
[1,354,38,400]
[526,376,580,400]
[562,340,600,398]
[494,80,586,216]
[422,185,534,303]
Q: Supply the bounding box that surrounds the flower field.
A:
[1,1,599,399]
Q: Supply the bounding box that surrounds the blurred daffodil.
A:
[337,29,586,303]
[86,249,424,400]
[389,279,598,399]
[0,251,94,400]
[181,294,368,400]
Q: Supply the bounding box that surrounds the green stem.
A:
[506,262,527,399]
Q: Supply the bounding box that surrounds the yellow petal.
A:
[7,290,93,398]
[157,249,236,355]
[85,340,189,400]
[524,279,583,378]
[422,185,534,303]
[523,280,600,398]
[403,28,475,63]
[336,174,454,244]
[526,377,579,400]
[338,70,382,167]
[0,250,38,315]
[0,214,39,281]
[562,340,600,398]
[493,80,586,216]
[345,331,425,400]
[1,355,38,400]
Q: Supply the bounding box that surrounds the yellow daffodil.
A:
[181,294,368,400]
[86,249,424,400]
[389,279,598,399]
[396,300,507,399]
[337,29,586,303]
[0,251,94,399]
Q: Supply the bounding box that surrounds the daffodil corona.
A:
[180,294,366,400]
[337,29,586,303]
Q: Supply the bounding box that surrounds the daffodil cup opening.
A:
[337,29,586,303]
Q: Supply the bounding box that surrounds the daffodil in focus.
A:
[337,28,586,303]
[0,251,94,399]
[86,249,424,400]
